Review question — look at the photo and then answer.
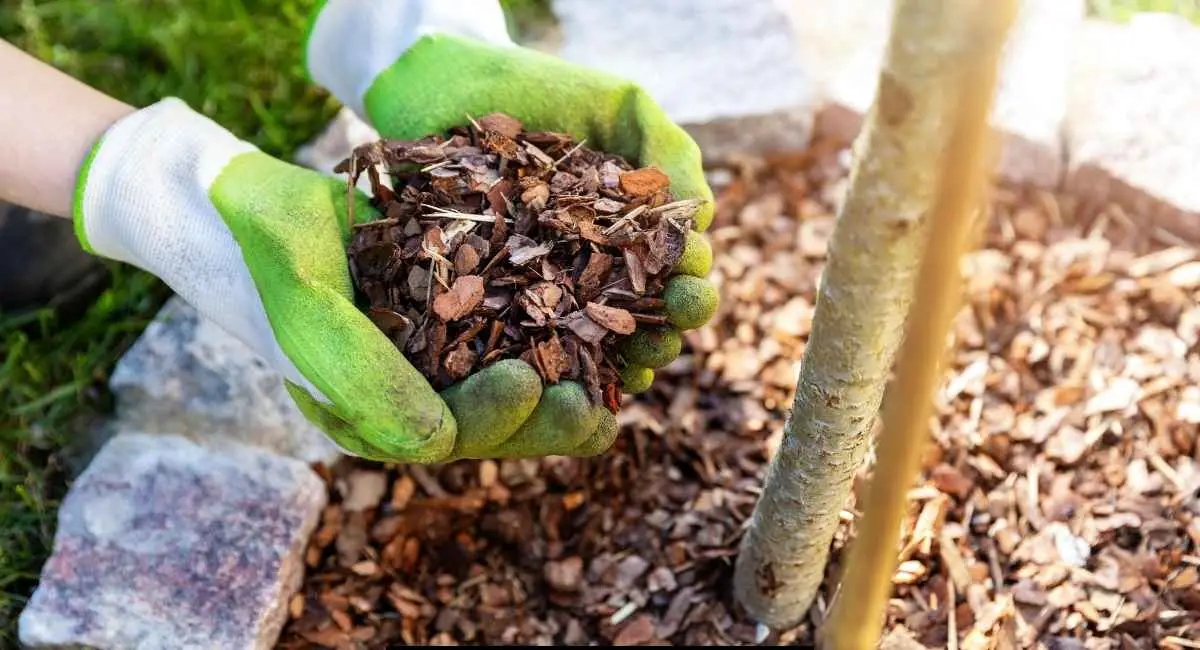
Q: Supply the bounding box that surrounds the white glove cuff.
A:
[306,0,515,119]
[78,97,325,402]
[79,98,256,267]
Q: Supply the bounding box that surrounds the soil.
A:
[278,135,1200,648]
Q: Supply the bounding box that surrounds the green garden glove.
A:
[305,0,720,453]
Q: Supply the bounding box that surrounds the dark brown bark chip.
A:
[341,113,693,398]
[367,307,412,337]
[482,131,524,162]
[577,252,614,302]
[563,311,609,345]
[443,342,478,380]
[486,180,512,219]
[624,249,648,295]
[453,244,480,276]
[406,266,431,302]
[594,198,626,215]
[534,336,569,383]
[578,345,604,405]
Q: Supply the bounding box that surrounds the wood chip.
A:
[477,112,524,139]
[585,302,637,335]
[619,167,670,198]
[432,275,485,322]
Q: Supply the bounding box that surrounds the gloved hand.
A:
[75,98,624,462]
[304,0,720,448]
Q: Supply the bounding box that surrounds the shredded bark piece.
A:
[443,342,478,380]
[476,112,524,139]
[432,275,485,322]
[454,245,480,276]
[585,303,637,335]
[619,167,670,198]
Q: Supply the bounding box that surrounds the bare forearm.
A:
[0,39,135,219]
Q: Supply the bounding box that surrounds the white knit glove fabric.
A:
[305,0,515,118]
[76,98,324,400]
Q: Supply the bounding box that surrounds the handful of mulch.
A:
[337,113,700,412]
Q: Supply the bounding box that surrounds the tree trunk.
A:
[732,0,982,630]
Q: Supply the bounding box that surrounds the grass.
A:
[0,0,1191,646]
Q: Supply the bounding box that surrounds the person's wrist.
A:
[304,0,515,120]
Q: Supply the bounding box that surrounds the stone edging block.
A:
[107,296,344,466]
[18,433,327,650]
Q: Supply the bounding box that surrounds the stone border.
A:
[19,4,1200,648]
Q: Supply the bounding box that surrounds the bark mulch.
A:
[341,113,697,404]
[278,136,1200,649]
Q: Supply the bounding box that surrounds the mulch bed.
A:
[277,136,1200,649]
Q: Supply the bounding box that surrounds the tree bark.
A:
[733,0,982,630]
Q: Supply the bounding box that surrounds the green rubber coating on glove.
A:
[619,365,654,394]
[664,275,720,331]
[284,380,372,457]
[620,327,682,369]
[570,409,619,458]
[362,33,715,231]
[72,134,106,255]
[442,359,542,459]
[487,382,599,458]
[211,152,456,463]
[676,231,713,277]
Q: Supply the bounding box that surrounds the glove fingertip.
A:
[570,409,619,458]
[664,275,720,331]
[618,365,654,394]
[538,382,596,439]
[443,359,543,458]
[619,326,682,369]
[674,230,714,277]
[485,381,597,459]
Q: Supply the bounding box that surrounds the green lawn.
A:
[0,0,1191,646]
